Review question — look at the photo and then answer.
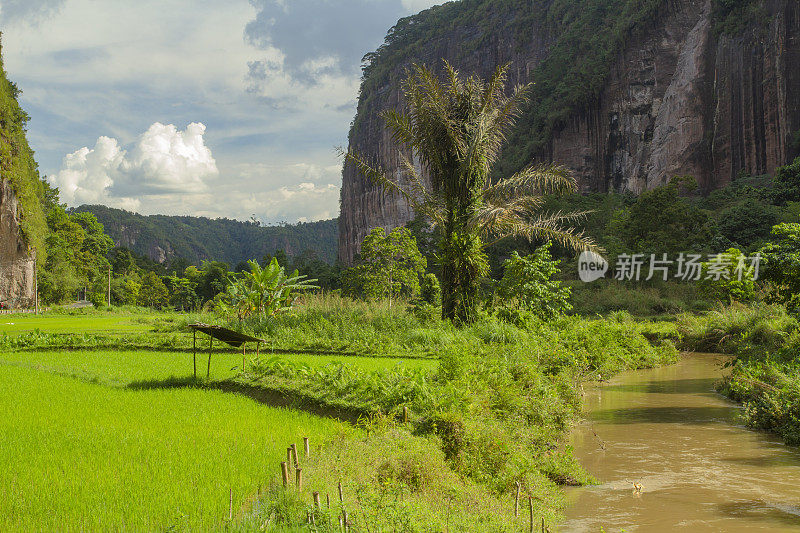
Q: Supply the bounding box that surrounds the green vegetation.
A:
[346,63,594,323]
[0,364,349,532]
[343,227,427,301]
[76,204,339,265]
[0,37,47,257]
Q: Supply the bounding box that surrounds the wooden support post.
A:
[338,481,343,503]
[403,405,408,424]
[529,497,534,533]
[229,488,233,521]
[326,493,330,508]
[541,517,545,533]
[295,468,302,491]
[193,330,197,379]
[207,336,213,379]
[281,461,289,487]
[342,510,349,532]
[291,443,299,468]
[107,265,111,307]
[242,344,247,372]
[303,437,310,458]
[515,481,520,517]
[287,447,293,466]
[256,342,260,358]
[313,492,321,509]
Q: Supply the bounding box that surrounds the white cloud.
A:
[51,122,218,211]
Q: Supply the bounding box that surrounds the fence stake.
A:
[326,493,330,508]
[281,461,290,487]
[338,481,344,503]
[313,492,321,509]
[229,488,233,521]
[303,437,310,457]
[287,447,293,466]
[529,496,534,533]
[291,443,300,468]
[207,336,213,379]
[243,344,247,371]
[193,330,197,379]
[515,481,520,517]
[403,405,408,424]
[295,467,303,491]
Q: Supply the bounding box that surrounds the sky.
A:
[0,0,441,224]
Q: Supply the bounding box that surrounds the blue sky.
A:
[0,0,441,223]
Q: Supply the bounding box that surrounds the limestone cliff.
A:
[0,35,43,307]
[0,179,35,307]
[339,0,800,264]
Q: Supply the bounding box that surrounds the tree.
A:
[497,242,572,320]
[137,271,169,308]
[344,62,595,323]
[698,248,756,303]
[345,227,427,302]
[760,223,800,308]
[772,156,800,206]
[611,176,714,254]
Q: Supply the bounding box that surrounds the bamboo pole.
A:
[303,437,310,458]
[313,492,321,509]
[295,468,302,491]
[291,443,299,468]
[207,336,213,379]
[338,481,343,503]
[229,488,233,521]
[529,497,534,533]
[281,461,290,487]
[243,344,247,371]
[515,481,520,517]
[193,330,197,379]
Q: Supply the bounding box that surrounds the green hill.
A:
[75,205,339,266]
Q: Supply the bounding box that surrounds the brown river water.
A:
[559,353,800,532]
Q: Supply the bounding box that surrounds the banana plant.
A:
[222,258,317,321]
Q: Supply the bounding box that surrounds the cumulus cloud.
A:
[51,122,218,211]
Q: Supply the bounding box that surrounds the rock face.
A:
[339,0,800,264]
[0,179,35,308]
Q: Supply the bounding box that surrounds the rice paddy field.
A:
[0,308,432,531]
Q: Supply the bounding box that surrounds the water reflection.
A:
[560,354,800,532]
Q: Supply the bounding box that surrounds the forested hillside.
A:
[75,205,339,266]
[340,0,800,263]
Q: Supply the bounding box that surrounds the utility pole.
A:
[107,265,112,307]
[33,253,39,315]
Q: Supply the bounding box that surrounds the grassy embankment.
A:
[0,299,678,531]
[679,304,800,445]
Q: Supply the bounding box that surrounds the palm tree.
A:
[344,62,597,324]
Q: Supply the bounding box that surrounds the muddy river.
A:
[560,354,800,531]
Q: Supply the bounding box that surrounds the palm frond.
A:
[483,164,577,203]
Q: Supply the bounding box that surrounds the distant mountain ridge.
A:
[75,205,339,266]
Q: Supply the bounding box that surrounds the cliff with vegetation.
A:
[0,36,47,307]
[76,205,339,266]
[339,0,800,264]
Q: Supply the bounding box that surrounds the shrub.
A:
[497,243,572,320]
[698,248,756,303]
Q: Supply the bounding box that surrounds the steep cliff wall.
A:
[339,0,800,264]
[0,179,35,307]
[0,36,43,307]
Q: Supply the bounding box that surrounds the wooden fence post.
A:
[281,461,290,487]
[295,468,303,491]
[192,330,197,379]
[303,437,310,458]
[207,336,213,379]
